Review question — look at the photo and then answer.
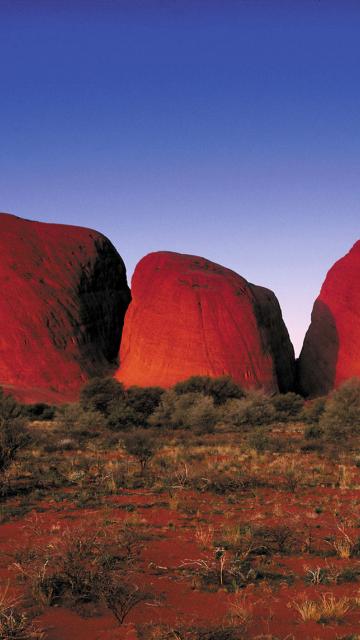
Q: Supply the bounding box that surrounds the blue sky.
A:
[0,1,359,354]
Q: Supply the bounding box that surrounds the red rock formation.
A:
[117,252,295,392]
[298,240,360,397]
[0,212,130,403]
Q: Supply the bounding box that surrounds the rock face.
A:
[0,212,130,403]
[298,240,360,397]
[117,251,295,392]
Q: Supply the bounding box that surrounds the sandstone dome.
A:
[298,240,360,396]
[117,251,295,393]
[0,212,130,403]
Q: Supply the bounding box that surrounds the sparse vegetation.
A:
[320,378,360,437]
[0,587,43,639]
[1,375,360,638]
[123,430,159,473]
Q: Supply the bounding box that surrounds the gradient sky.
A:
[0,1,359,355]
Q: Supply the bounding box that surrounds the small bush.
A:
[0,388,23,422]
[304,423,324,440]
[126,386,164,423]
[57,404,106,434]
[22,402,55,421]
[107,403,141,431]
[302,397,326,424]
[149,391,218,432]
[106,386,164,431]
[80,377,125,415]
[271,392,304,422]
[0,588,43,639]
[123,431,159,473]
[247,428,270,452]
[173,376,244,405]
[222,392,274,428]
[320,378,360,438]
[0,406,29,477]
[15,521,146,623]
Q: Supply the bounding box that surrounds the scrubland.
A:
[1,377,360,640]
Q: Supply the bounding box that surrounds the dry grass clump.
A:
[138,624,243,640]
[228,591,254,626]
[195,524,214,550]
[293,592,351,623]
[0,586,44,639]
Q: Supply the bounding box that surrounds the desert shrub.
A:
[57,404,106,434]
[80,377,125,415]
[0,588,43,639]
[107,403,140,431]
[123,430,159,473]
[271,392,304,422]
[16,521,148,624]
[186,395,218,434]
[126,386,164,422]
[0,421,29,475]
[0,391,29,477]
[148,390,178,428]
[139,625,241,640]
[106,386,164,431]
[73,410,106,436]
[0,388,23,422]
[302,397,326,424]
[222,392,274,428]
[320,378,360,438]
[173,375,244,405]
[94,578,151,625]
[149,391,218,432]
[304,423,324,439]
[22,402,55,421]
[247,428,270,452]
[254,524,298,554]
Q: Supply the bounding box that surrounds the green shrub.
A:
[126,386,164,422]
[271,392,304,422]
[58,403,106,434]
[247,428,270,452]
[302,397,326,424]
[80,377,125,415]
[222,392,274,428]
[149,390,218,432]
[107,403,140,431]
[320,378,360,438]
[107,386,164,431]
[123,431,159,473]
[185,395,218,434]
[173,375,244,405]
[0,388,23,422]
[304,423,324,440]
[22,402,55,421]
[0,419,29,476]
[0,388,29,477]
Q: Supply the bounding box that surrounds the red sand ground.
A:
[2,467,360,640]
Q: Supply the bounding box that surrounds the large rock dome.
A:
[0,212,130,403]
[298,240,360,396]
[117,251,295,393]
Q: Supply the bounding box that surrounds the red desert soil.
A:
[117,251,295,393]
[0,212,130,403]
[298,239,360,396]
[3,460,360,640]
